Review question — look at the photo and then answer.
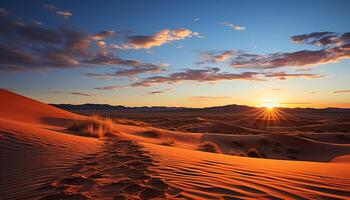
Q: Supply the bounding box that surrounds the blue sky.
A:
[0,0,349,107]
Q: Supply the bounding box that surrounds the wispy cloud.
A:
[272,88,284,91]
[221,22,246,31]
[264,72,324,80]
[333,89,350,94]
[198,50,235,63]
[147,89,171,95]
[85,64,168,77]
[94,86,122,90]
[43,4,73,19]
[52,91,93,96]
[190,96,232,101]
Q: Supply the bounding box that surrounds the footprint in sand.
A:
[39,136,180,199]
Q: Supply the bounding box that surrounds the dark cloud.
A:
[131,68,262,87]
[94,86,121,90]
[0,8,166,72]
[148,90,166,95]
[333,90,350,94]
[199,32,350,69]
[85,65,165,77]
[52,91,93,96]
[264,72,324,80]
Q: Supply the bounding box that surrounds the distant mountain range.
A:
[51,103,350,114]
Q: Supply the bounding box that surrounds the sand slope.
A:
[0,89,103,199]
[1,89,350,200]
[145,143,350,199]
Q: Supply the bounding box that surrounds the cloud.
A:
[228,32,350,69]
[131,68,262,87]
[264,72,324,80]
[91,30,115,40]
[52,91,93,96]
[147,89,171,95]
[32,20,43,25]
[221,22,246,31]
[190,96,232,101]
[94,86,122,90]
[85,64,166,77]
[333,90,350,94]
[43,4,73,19]
[121,29,198,49]
[0,9,165,72]
[272,88,284,91]
[56,10,73,19]
[198,50,235,63]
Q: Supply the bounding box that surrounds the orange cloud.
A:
[264,72,324,80]
[122,29,198,49]
[333,90,350,94]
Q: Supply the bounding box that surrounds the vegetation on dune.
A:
[198,141,222,153]
[68,116,115,138]
[246,148,262,158]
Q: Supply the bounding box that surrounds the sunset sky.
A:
[0,0,349,108]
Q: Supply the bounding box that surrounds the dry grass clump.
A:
[198,141,222,153]
[68,116,115,138]
[246,148,262,158]
[160,140,175,146]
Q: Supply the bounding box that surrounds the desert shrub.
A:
[286,147,301,154]
[68,116,114,138]
[259,138,270,145]
[160,140,175,146]
[142,130,161,138]
[246,148,262,158]
[198,142,222,153]
[238,152,247,157]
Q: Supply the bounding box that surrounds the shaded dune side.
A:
[0,119,103,200]
[0,90,101,199]
[144,143,350,200]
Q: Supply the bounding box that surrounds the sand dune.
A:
[145,143,350,199]
[1,89,350,199]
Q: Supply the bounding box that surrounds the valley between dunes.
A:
[0,89,350,200]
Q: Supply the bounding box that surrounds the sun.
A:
[259,102,280,110]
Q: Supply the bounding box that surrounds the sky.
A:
[0,0,349,108]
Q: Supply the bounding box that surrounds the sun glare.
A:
[259,102,280,110]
